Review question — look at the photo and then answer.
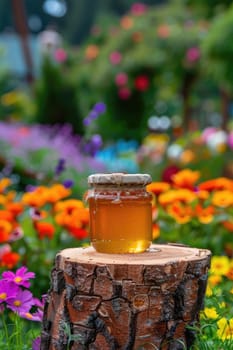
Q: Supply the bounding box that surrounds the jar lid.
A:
[88,173,152,186]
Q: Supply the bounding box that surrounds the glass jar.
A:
[87,173,152,253]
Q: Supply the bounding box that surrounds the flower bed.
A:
[0,168,232,348]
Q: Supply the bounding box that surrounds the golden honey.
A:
[87,173,152,253]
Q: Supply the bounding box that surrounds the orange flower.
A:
[35,222,55,240]
[152,223,160,240]
[226,266,233,280]
[167,202,192,224]
[158,189,196,206]
[1,251,20,268]
[0,220,12,243]
[223,221,233,232]
[54,199,84,212]
[147,182,170,196]
[195,205,215,224]
[196,190,209,201]
[198,178,233,192]
[0,178,11,193]
[22,184,70,207]
[55,207,89,227]
[85,45,99,60]
[120,16,134,29]
[22,186,49,207]
[132,31,143,43]
[211,190,233,208]
[54,199,89,228]
[5,202,24,217]
[157,24,170,38]
[180,149,195,164]
[46,184,71,204]
[171,169,200,189]
[0,210,14,221]
[208,274,222,286]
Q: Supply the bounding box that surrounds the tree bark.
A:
[181,73,196,132]
[41,244,211,350]
[220,87,231,130]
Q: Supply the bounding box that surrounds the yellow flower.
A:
[208,274,222,286]
[1,91,19,106]
[217,318,233,340]
[210,256,230,276]
[205,283,212,297]
[211,190,233,208]
[203,307,219,319]
[0,178,11,193]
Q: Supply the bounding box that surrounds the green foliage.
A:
[0,313,41,350]
[201,4,233,93]
[35,55,84,134]
[184,0,232,18]
[73,2,207,141]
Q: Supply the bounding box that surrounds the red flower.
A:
[68,226,88,240]
[134,75,149,91]
[1,251,20,269]
[161,165,180,183]
[35,222,55,240]
[118,87,131,100]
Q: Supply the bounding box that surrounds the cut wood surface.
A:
[41,244,211,350]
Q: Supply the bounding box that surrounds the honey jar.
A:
[87,173,152,253]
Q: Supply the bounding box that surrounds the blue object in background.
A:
[96,139,139,173]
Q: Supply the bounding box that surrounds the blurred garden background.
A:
[0,0,233,349]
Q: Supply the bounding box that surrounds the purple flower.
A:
[93,102,106,114]
[63,179,74,188]
[2,266,35,288]
[0,280,19,303]
[20,309,43,322]
[88,110,98,120]
[55,158,66,176]
[7,289,34,313]
[32,336,41,350]
[83,117,91,126]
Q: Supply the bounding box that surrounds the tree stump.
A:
[41,244,211,350]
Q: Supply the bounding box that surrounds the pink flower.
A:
[20,309,43,322]
[228,132,233,149]
[7,289,34,313]
[115,72,128,86]
[54,48,67,63]
[186,47,200,62]
[118,87,131,100]
[131,3,147,15]
[3,266,35,288]
[202,127,218,142]
[32,336,41,350]
[109,51,122,65]
[0,280,19,304]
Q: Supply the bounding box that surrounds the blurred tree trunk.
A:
[220,87,230,130]
[11,0,34,84]
[181,72,196,131]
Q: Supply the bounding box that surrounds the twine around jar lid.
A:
[88,173,152,186]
